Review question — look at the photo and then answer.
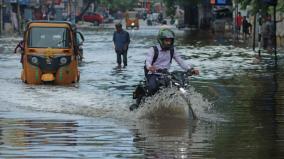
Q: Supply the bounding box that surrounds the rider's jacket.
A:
[145,44,192,74]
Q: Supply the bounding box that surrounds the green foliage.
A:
[163,0,176,16]
[236,0,284,15]
[278,0,284,11]
[98,0,138,11]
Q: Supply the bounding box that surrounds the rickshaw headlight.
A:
[60,57,67,65]
[131,22,135,26]
[31,56,38,64]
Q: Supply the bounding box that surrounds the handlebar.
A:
[155,70,190,88]
[156,68,170,74]
[156,69,194,76]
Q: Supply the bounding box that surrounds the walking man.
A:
[235,12,243,38]
[113,23,130,68]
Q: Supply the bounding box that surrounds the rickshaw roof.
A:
[26,21,76,31]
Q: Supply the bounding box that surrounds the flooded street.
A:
[0,25,284,158]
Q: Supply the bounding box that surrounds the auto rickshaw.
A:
[20,21,84,84]
[125,11,139,30]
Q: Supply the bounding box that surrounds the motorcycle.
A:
[130,69,196,119]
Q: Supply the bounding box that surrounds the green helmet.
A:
[157,28,175,50]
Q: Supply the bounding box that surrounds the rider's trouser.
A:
[146,74,160,96]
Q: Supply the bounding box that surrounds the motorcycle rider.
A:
[145,28,199,95]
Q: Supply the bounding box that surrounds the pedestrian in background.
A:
[262,15,274,51]
[235,12,243,36]
[113,23,130,68]
[242,16,252,40]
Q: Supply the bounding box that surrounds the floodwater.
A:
[0,24,283,158]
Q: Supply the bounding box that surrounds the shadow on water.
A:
[251,64,284,158]
[179,29,252,49]
[195,57,284,158]
[178,29,231,46]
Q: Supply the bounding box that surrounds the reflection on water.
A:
[0,112,140,158]
[0,26,283,158]
[132,118,196,159]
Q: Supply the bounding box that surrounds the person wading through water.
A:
[113,23,130,68]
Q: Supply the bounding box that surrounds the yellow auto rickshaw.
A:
[20,21,84,84]
[125,11,139,29]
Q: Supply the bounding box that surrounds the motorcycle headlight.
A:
[31,56,38,64]
[60,57,67,65]
[174,82,180,86]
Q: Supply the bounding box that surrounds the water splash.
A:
[187,87,227,122]
[132,87,194,120]
[131,86,226,122]
[135,87,190,119]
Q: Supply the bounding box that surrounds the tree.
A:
[236,0,284,15]
[98,0,138,12]
[163,0,175,16]
[76,0,96,22]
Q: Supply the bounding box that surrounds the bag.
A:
[144,46,174,76]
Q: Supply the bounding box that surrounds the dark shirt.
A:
[262,21,274,38]
[242,19,249,33]
[113,30,130,51]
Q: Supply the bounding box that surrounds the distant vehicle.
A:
[103,14,114,23]
[151,13,159,22]
[176,17,185,29]
[211,8,233,33]
[125,11,139,29]
[82,12,104,25]
[133,7,147,19]
[146,13,159,26]
[20,21,84,84]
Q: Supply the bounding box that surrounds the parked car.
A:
[82,12,104,25]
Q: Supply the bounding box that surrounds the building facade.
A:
[0,0,84,34]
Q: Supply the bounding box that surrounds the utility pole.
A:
[257,12,262,57]
[17,0,22,34]
[0,0,3,35]
[262,0,278,64]
[252,14,256,51]
[236,1,239,41]
[73,0,77,24]
[273,4,277,63]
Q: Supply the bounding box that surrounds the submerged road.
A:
[0,23,283,158]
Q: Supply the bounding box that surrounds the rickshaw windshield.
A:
[28,27,71,48]
[128,12,137,19]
